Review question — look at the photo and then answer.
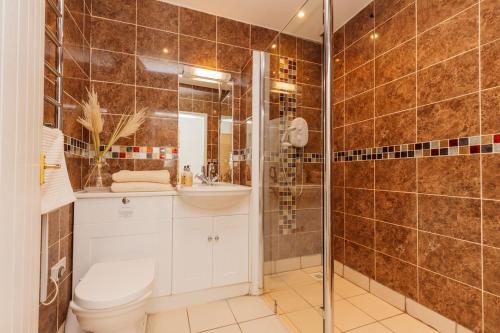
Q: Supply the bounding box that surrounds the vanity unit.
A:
[73,184,252,313]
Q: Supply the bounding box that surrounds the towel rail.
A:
[44,61,61,78]
[43,0,64,129]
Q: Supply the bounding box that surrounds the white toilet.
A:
[70,258,156,333]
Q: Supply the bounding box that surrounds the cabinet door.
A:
[212,215,249,287]
[172,217,213,294]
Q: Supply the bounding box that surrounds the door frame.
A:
[0,0,45,332]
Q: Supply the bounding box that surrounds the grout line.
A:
[478,0,485,331]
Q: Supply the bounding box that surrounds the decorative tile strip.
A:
[333,134,500,162]
[233,148,252,161]
[64,135,89,157]
[264,151,324,163]
[63,135,178,160]
[97,145,178,160]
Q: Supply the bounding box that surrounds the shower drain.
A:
[310,272,323,281]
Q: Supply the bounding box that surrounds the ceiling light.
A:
[271,44,277,49]
[297,11,305,18]
[162,48,169,54]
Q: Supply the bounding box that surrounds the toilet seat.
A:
[74,258,156,310]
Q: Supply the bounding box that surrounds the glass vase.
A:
[84,157,111,192]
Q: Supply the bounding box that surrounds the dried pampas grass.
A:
[79,87,146,186]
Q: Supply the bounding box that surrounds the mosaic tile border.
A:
[63,135,178,160]
[333,134,500,162]
[264,151,324,163]
[64,135,89,157]
[99,145,178,160]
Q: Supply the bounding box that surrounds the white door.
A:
[0,0,44,331]
[213,215,249,287]
[172,217,213,293]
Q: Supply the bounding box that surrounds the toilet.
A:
[70,258,156,333]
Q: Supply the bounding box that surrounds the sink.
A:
[177,183,251,197]
[176,183,251,209]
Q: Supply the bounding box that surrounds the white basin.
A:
[176,183,251,210]
[176,183,251,197]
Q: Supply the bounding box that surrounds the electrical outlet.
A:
[50,257,67,283]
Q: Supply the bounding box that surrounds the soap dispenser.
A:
[185,165,193,187]
[180,165,186,185]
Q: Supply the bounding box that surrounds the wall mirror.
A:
[177,65,234,183]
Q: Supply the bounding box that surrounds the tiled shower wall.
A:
[40,0,91,331]
[263,34,324,265]
[331,0,499,332]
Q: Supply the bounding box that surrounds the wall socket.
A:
[50,257,67,283]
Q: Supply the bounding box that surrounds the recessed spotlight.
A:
[163,48,169,53]
[297,11,305,18]
[271,44,277,49]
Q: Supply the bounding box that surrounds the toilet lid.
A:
[74,258,156,310]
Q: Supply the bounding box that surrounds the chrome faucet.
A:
[196,163,219,185]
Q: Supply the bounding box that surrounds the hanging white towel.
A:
[41,126,76,214]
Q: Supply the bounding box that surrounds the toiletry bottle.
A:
[185,165,193,187]
[180,166,186,185]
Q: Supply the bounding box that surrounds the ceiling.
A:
[162,0,372,42]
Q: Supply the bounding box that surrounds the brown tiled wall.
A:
[41,0,90,331]
[88,0,284,185]
[332,0,499,331]
[263,34,323,261]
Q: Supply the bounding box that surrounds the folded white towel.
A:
[112,170,171,184]
[41,126,76,214]
[110,182,173,193]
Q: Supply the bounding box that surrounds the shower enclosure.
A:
[250,0,333,331]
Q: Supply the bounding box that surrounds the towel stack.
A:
[110,170,173,193]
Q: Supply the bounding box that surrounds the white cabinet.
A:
[172,215,249,294]
[73,194,174,298]
[213,215,249,287]
[172,217,213,293]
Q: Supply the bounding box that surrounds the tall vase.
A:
[84,156,110,192]
[95,159,104,188]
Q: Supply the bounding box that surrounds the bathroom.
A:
[0,0,498,332]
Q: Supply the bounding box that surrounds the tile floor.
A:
[147,266,439,333]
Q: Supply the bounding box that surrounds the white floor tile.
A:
[333,300,376,332]
[278,270,317,286]
[381,314,439,333]
[147,308,190,333]
[285,308,323,333]
[267,289,310,313]
[334,278,368,298]
[264,274,288,292]
[293,282,323,307]
[348,293,402,320]
[347,322,393,333]
[227,296,274,322]
[240,315,290,333]
[204,325,242,333]
[188,300,236,332]
[302,265,323,274]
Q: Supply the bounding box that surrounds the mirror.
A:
[177,65,234,183]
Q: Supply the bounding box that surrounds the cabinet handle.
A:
[122,197,130,204]
[215,235,220,241]
[208,236,213,242]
